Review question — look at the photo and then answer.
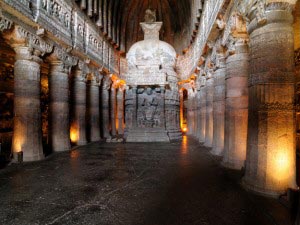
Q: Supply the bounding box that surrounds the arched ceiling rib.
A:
[75,0,194,54]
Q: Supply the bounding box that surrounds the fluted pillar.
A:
[195,87,202,139]
[242,2,297,196]
[110,86,117,136]
[49,60,71,152]
[71,65,87,145]
[199,76,206,143]
[204,72,214,147]
[89,76,101,142]
[117,87,125,135]
[211,55,226,156]
[101,76,111,139]
[222,41,249,170]
[12,45,44,161]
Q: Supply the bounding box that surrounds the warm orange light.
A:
[182,127,188,132]
[70,125,79,143]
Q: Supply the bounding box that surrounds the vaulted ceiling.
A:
[75,0,194,53]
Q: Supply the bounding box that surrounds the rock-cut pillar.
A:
[71,68,87,145]
[204,74,214,147]
[101,76,111,139]
[117,88,125,135]
[110,87,117,136]
[222,41,249,170]
[89,78,101,142]
[12,46,44,161]
[211,57,226,156]
[199,77,206,143]
[49,61,71,152]
[242,2,297,196]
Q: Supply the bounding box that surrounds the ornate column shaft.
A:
[101,76,111,139]
[71,63,87,145]
[211,54,226,156]
[242,2,297,196]
[12,46,44,161]
[49,61,71,151]
[204,71,214,147]
[6,26,53,162]
[196,88,202,140]
[199,76,207,143]
[48,48,77,152]
[110,85,117,136]
[89,76,101,142]
[223,41,249,170]
[117,87,125,135]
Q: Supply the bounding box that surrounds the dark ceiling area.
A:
[75,0,193,53]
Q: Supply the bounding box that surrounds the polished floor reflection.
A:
[0,136,293,225]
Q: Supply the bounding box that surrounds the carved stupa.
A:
[124,10,182,142]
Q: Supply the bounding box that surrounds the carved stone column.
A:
[110,85,117,136]
[89,75,101,142]
[49,61,71,151]
[211,54,226,156]
[195,86,202,140]
[131,86,138,128]
[199,76,207,143]
[117,87,125,135]
[13,46,44,161]
[242,2,297,196]
[6,26,53,161]
[222,41,249,170]
[204,71,214,147]
[160,85,166,128]
[101,76,111,139]
[71,62,88,145]
[48,48,77,152]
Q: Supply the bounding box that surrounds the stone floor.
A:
[0,136,295,225]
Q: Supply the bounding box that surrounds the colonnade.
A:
[0,26,124,162]
[184,2,298,197]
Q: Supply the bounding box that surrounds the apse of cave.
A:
[0,0,300,224]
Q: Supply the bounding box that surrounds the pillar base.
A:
[12,152,45,163]
[76,141,88,146]
[210,147,223,156]
[221,159,244,170]
[241,178,287,198]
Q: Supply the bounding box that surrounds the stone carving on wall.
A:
[1,0,119,74]
[137,88,161,128]
[0,15,13,32]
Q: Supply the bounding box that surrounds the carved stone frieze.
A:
[35,0,72,45]
[0,15,13,32]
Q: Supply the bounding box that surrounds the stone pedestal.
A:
[242,5,297,196]
[222,42,249,170]
[72,69,87,145]
[89,78,101,142]
[49,61,71,152]
[204,76,214,147]
[117,88,125,135]
[211,61,226,156]
[110,87,117,136]
[12,46,44,161]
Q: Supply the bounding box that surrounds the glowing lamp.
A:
[70,126,79,143]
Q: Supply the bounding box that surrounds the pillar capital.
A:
[4,26,53,62]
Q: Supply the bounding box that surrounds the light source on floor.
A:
[70,125,79,143]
